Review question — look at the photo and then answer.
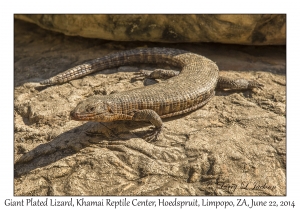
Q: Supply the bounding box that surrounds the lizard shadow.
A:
[14,121,130,177]
[14,116,188,178]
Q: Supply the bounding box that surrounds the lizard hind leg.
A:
[137,69,180,80]
[217,76,264,90]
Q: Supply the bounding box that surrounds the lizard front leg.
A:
[132,109,163,142]
[84,109,164,142]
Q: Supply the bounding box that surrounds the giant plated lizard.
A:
[41,48,262,141]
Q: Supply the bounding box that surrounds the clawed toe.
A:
[132,70,152,81]
[144,127,163,142]
[249,80,264,90]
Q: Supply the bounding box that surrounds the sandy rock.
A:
[15,14,286,45]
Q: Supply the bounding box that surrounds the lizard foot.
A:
[132,70,148,80]
[248,80,264,90]
[134,69,152,77]
[135,69,179,79]
[144,126,163,142]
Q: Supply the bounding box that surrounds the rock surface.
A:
[14,19,286,196]
[14,14,286,45]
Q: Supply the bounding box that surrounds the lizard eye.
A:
[86,105,95,113]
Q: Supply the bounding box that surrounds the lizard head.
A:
[70,96,116,122]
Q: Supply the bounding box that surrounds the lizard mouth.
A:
[70,111,97,121]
